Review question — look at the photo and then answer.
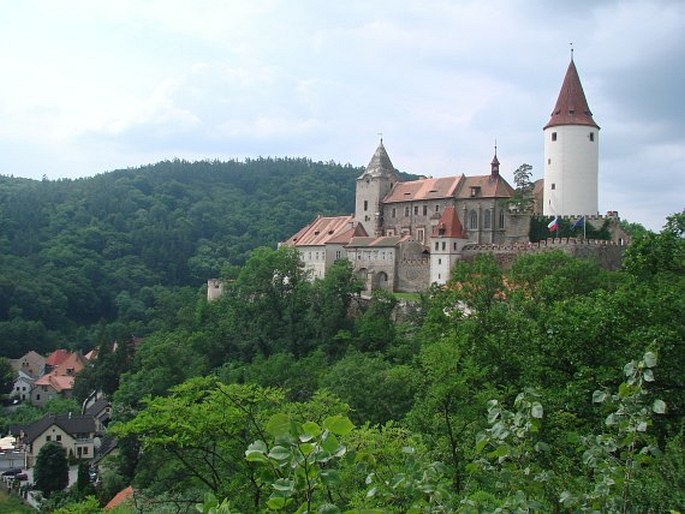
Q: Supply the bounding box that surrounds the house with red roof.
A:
[30,352,85,407]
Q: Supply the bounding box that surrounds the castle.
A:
[279,58,624,293]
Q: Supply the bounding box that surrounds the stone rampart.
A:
[461,238,626,271]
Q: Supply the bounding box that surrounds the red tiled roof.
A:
[326,222,368,244]
[544,59,599,130]
[33,374,75,392]
[347,235,411,248]
[46,349,70,366]
[284,215,356,247]
[383,176,462,203]
[33,352,85,392]
[455,175,515,199]
[105,486,134,510]
[432,206,466,238]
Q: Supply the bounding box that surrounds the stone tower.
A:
[355,139,400,236]
[543,58,600,216]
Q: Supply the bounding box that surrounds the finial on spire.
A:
[494,138,498,157]
[570,42,574,61]
[377,132,383,144]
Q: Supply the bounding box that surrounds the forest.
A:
[0,161,682,513]
[0,158,360,358]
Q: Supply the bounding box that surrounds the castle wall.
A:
[461,238,625,271]
[396,242,430,292]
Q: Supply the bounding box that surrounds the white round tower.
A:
[543,59,600,217]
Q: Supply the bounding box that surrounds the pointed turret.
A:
[490,149,500,178]
[543,58,600,217]
[544,59,599,130]
[359,139,397,179]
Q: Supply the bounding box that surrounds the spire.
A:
[544,59,599,130]
[490,141,500,178]
[359,138,397,179]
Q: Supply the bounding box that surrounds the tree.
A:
[623,210,685,278]
[34,442,69,497]
[0,356,14,395]
[507,163,534,213]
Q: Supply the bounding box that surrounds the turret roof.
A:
[358,140,397,179]
[432,206,466,239]
[544,59,599,130]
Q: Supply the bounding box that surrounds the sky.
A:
[0,0,683,231]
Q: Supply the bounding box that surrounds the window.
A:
[46,435,51,442]
[438,258,442,265]
[548,158,551,164]
[335,250,341,260]
[414,206,419,215]
[551,183,556,190]
[435,205,440,212]
[441,242,446,251]
[84,447,88,455]
[36,394,41,400]
[499,210,505,229]
[404,206,410,217]
[417,228,425,244]
[589,132,594,142]
[435,242,439,250]
[470,187,481,197]
[551,132,557,141]
[363,200,368,211]
[483,209,491,229]
[423,205,428,216]
[56,435,62,442]
[469,210,478,230]
[453,242,458,250]
[392,207,396,218]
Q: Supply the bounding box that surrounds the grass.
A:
[392,292,421,302]
[0,489,35,513]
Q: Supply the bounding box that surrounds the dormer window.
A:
[470,186,481,198]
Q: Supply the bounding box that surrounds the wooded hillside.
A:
[0,158,359,356]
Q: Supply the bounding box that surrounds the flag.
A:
[547,217,559,231]
[572,216,585,229]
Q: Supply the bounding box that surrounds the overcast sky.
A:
[0,1,683,230]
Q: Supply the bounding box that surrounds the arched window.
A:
[469,210,478,230]
[499,210,505,229]
[483,209,491,229]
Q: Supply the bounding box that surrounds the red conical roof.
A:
[432,206,466,239]
[544,60,599,130]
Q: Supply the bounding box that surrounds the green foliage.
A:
[320,351,417,425]
[506,163,534,213]
[35,441,69,497]
[0,158,360,356]
[0,356,14,395]
[354,289,397,352]
[622,210,685,278]
[245,413,355,512]
[567,352,667,512]
[112,377,285,510]
[0,489,35,513]
[50,495,102,514]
